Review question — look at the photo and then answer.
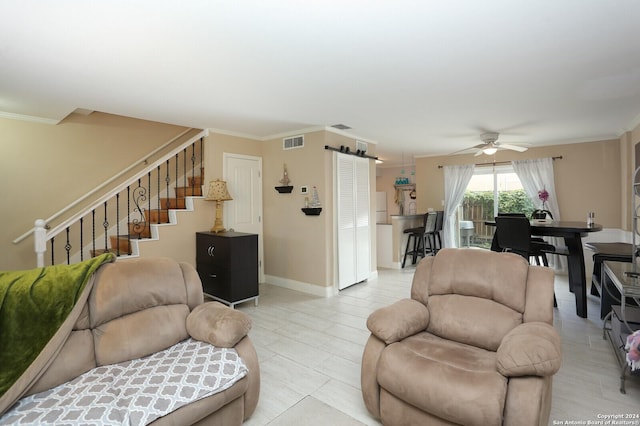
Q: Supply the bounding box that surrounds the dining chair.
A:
[494,216,557,306]
[494,216,557,265]
[491,213,541,252]
[532,209,554,220]
[497,211,551,247]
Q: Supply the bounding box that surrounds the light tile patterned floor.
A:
[236,264,640,425]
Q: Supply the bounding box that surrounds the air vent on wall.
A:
[331,124,352,130]
[356,140,368,154]
[283,135,304,150]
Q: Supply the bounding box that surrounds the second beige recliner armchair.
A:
[361,248,562,426]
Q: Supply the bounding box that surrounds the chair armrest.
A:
[496,322,561,377]
[187,301,252,348]
[366,299,430,344]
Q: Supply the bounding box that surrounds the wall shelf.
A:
[394,183,415,190]
[301,207,322,216]
[275,186,293,193]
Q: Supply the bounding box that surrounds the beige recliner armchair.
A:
[361,248,561,426]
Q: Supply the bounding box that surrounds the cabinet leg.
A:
[254,297,259,307]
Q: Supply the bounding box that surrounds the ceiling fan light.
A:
[483,147,498,155]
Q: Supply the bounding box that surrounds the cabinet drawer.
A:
[197,263,258,303]
[197,263,231,300]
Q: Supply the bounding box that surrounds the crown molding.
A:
[0,110,60,125]
[206,127,263,140]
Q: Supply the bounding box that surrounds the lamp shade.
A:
[205,179,233,201]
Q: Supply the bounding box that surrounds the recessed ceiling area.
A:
[1,1,639,166]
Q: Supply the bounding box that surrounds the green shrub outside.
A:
[461,189,536,248]
[462,189,536,221]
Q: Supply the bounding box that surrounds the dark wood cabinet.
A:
[196,231,258,307]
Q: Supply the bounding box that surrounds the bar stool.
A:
[402,212,437,268]
[433,211,444,252]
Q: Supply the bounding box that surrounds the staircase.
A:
[102,173,205,257]
[31,130,208,267]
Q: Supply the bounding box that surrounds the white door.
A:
[337,154,357,289]
[223,153,264,283]
[336,153,371,290]
[354,157,371,283]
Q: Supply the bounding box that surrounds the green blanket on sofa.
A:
[0,254,114,398]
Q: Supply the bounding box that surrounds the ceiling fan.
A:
[455,132,528,156]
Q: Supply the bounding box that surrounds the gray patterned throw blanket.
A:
[0,339,247,425]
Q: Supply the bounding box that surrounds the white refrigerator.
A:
[376,192,388,224]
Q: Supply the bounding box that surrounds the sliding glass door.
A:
[458,164,534,248]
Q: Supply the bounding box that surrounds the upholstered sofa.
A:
[0,255,259,425]
[361,248,561,426]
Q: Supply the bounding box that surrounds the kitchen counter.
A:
[389,214,425,268]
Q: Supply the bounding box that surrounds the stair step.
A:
[189,175,205,186]
[91,248,120,257]
[146,209,170,223]
[83,167,206,260]
[175,186,202,198]
[109,235,133,255]
[160,198,186,209]
[128,222,152,238]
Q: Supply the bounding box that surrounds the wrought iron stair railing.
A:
[32,130,207,267]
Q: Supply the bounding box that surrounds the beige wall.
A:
[262,131,329,287]
[203,132,264,182]
[0,112,189,270]
[414,139,622,228]
[1,118,378,295]
[260,130,377,291]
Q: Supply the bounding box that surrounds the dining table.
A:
[529,221,602,318]
[486,220,602,318]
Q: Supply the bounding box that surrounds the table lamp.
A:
[205,179,233,233]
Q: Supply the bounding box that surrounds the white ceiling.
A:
[1,1,640,166]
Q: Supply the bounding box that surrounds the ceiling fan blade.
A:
[499,143,528,152]
[448,143,485,156]
[473,150,485,157]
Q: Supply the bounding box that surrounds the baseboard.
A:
[264,269,379,297]
[264,275,337,297]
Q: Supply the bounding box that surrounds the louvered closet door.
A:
[354,157,371,283]
[336,153,370,290]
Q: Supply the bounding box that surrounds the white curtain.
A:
[512,157,565,270]
[443,164,475,248]
[512,158,560,220]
